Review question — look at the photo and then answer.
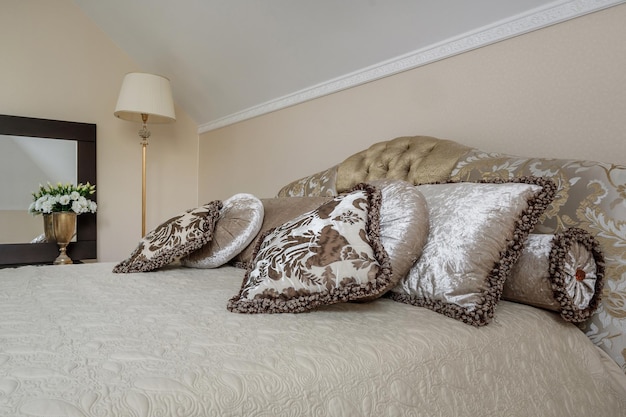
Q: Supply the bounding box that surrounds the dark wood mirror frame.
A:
[0,114,97,266]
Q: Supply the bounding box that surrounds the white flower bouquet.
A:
[29,182,97,215]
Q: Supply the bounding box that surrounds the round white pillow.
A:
[181,193,264,268]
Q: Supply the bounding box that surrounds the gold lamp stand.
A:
[114,72,176,237]
[139,113,150,237]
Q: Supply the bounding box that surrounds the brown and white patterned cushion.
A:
[232,196,333,267]
[227,184,391,314]
[113,201,222,273]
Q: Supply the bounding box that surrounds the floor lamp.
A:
[114,72,176,236]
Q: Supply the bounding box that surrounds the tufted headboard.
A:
[278,136,471,198]
[277,134,626,374]
[334,136,471,192]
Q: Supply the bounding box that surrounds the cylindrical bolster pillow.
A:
[502,228,604,323]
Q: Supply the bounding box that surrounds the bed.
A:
[1,135,626,417]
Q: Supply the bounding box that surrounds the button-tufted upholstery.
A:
[335,136,471,193]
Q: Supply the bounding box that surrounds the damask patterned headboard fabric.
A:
[277,135,626,373]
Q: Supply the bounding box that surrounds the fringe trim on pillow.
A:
[549,227,605,323]
[230,260,252,270]
[480,176,557,325]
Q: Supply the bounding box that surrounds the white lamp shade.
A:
[114,72,176,123]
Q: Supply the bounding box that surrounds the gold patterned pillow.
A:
[388,177,556,326]
[113,201,222,273]
[227,184,391,314]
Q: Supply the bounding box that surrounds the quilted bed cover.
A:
[1,263,625,417]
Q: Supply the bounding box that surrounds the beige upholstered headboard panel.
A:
[276,135,472,197]
[335,136,471,193]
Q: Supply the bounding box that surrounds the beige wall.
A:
[2,2,625,261]
[0,1,199,262]
[198,4,626,203]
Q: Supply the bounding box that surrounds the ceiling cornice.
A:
[198,0,625,134]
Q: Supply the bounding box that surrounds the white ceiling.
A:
[71,0,619,131]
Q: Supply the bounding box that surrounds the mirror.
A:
[0,114,96,266]
[0,135,77,243]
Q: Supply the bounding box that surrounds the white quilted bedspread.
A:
[0,263,625,417]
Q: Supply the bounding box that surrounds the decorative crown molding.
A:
[199,0,625,133]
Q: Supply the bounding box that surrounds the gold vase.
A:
[43,213,55,242]
[43,212,77,265]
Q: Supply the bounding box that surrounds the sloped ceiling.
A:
[72,0,622,131]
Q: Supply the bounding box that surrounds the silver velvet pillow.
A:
[366,179,429,291]
[504,228,604,323]
[181,193,264,269]
[388,177,556,326]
